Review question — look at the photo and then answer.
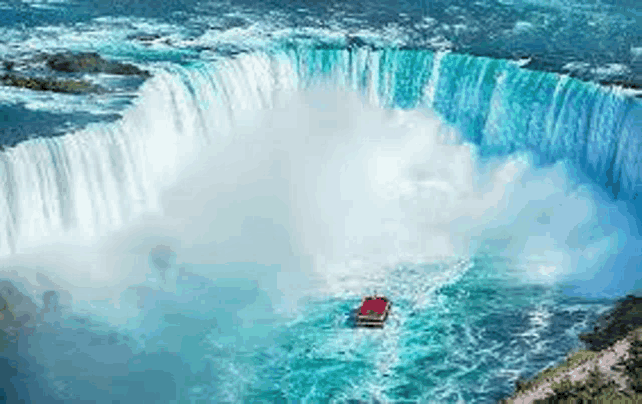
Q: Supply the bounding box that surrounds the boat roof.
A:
[362,295,389,301]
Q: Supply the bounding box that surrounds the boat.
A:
[355,292,392,328]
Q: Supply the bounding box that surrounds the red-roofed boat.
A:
[355,293,392,328]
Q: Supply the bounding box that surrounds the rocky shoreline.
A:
[499,294,642,403]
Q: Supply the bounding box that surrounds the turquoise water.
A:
[3,258,614,403]
[1,0,641,403]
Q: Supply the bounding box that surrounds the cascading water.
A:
[0,42,640,403]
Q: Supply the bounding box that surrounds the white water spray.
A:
[0,51,637,331]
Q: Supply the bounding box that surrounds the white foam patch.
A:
[513,21,535,33]
[0,16,192,63]
[562,61,591,73]
[591,63,632,79]
[190,12,415,52]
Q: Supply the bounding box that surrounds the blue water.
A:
[1,0,641,403]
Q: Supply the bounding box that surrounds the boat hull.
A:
[355,296,392,328]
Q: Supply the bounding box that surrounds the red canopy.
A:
[360,298,387,315]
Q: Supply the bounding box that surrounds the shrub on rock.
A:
[579,295,642,351]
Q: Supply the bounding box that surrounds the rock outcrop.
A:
[1,73,104,94]
[1,52,152,96]
[499,294,642,403]
[579,295,642,352]
[500,330,640,403]
[44,52,151,77]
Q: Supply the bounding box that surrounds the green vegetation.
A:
[500,329,642,403]
[509,349,599,395]
[546,365,628,402]
[618,328,642,393]
[499,294,642,403]
[579,295,642,352]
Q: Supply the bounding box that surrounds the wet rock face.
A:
[45,52,151,77]
[0,73,104,94]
